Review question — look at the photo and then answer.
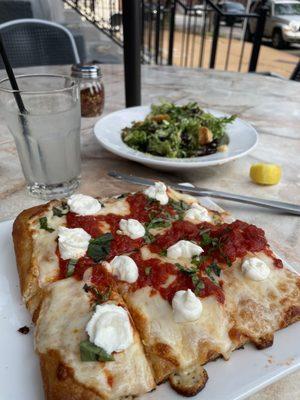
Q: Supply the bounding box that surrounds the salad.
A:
[121,102,236,158]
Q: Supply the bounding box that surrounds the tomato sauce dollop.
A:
[59,195,282,305]
[149,220,200,253]
[149,219,275,266]
[127,192,177,222]
[66,212,121,237]
[131,253,225,303]
[58,253,95,280]
[91,264,116,290]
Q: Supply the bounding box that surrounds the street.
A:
[173,14,299,77]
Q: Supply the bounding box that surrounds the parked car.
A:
[247,0,300,48]
[218,1,246,26]
[190,5,204,17]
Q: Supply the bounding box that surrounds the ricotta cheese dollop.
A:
[119,218,145,239]
[184,203,211,222]
[110,255,139,283]
[67,193,102,215]
[144,182,169,205]
[172,289,203,323]
[167,240,203,260]
[241,257,270,281]
[58,226,91,260]
[86,303,134,354]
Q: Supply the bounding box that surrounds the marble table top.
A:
[0,64,299,399]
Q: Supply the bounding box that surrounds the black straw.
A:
[0,33,34,168]
[0,33,27,114]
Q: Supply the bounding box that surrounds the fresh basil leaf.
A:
[169,199,190,213]
[191,255,208,267]
[175,263,187,273]
[53,203,70,217]
[146,217,171,231]
[66,259,77,277]
[52,207,63,217]
[145,267,152,276]
[83,284,111,304]
[144,231,154,244]
[191,256,199,266]
[211,262,221,277]
[159,249,167,257]
[145,198,158,210]
[219,249,232,267]
[39,217,54,232]
[80,340,114,362]
[201,231,220,249]
[174,262,205,294]
[97,287,111,303]
[193,276,205,295]
[205,263,221,285]
[144,215,173,244]
[163,210,172,219]
[225,257,232,267]
[191,274,200,286]
[199,228,211,236]
[87,233,113,262]
[201,232,212,246]
[175,263,198,275]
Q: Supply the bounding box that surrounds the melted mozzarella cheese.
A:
[144,182,169,205]
[58,226,91,260]
[86,303,134,354]
[241,257,270,281]
[35,279,155,398]
[109,255,139,283]
[67,194,102,215]
[172,289,203,322]
[167,240,203,260]
[98,197,130,216]
[119,218,145,239]
[31,202,65,291]
[126,287,233,373]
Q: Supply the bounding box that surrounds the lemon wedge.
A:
[250,163,281,185]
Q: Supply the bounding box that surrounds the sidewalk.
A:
[165,30,299,78]
[63,6,297,77]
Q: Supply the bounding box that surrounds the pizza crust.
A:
[13,203,51,304]
[169,365,209,397]
[40,350,103,400]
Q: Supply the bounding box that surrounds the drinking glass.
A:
[0,74,81,199]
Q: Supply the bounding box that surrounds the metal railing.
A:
[64,0,123,46]
[64,0,267,74]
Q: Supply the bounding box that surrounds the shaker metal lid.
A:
[71,63,103,79]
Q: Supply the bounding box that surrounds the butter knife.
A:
[108,171,300,216]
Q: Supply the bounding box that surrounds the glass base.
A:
[27,177,80,200]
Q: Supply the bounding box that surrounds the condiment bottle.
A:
[71,63,105,118]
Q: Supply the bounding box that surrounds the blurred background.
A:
[0,0,299,78]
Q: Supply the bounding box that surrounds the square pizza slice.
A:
[35,275,155,400]
[13,182,300,399]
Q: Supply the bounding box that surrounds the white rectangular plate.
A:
[0,209,299,400]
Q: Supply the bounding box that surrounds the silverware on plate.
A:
[108,171,300,216]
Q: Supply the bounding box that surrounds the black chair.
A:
[0,18,80,69]
[0,1,33,23]
[290,62,300,82]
